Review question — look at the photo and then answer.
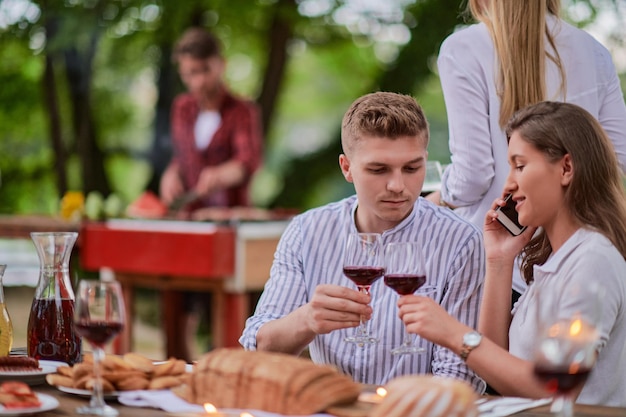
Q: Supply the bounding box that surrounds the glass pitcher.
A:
[27,232,81,365]
[0,265,13,356]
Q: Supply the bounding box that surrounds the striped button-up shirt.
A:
[240,195,486,393]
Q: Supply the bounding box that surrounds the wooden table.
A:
[30,384,626,417]
[0,214,79,238]
[80,219,288,360]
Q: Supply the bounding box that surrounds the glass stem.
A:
[551,395,573,417]
[560,396,574,417]
[90,347,106,409]
[401,326,414,347]
[357,286,370,336]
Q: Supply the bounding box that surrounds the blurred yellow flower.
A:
[60,191,85,221]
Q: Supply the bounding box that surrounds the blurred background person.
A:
[427,0,626,302]
[160,27,263,361]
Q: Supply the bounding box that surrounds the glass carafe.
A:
[0,265,13,356]
[27,232,81,364]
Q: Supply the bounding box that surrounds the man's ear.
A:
[561,154,574,186]
[339,154,353,183]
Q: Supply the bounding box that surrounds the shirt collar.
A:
[350,196,419,234]
[534,227,589,275]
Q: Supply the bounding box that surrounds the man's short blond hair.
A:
[341,92,429,156]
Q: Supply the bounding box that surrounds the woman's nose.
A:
[503,170,517,194]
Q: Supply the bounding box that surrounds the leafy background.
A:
[0,0,624,214]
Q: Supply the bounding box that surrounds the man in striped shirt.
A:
[240,92,486,392]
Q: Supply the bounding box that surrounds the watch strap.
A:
[459,344,475,362]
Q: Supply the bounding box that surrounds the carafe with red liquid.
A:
[27,232,81,365]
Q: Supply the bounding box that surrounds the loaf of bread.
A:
[370,376,479,417]
[174,348,361,415]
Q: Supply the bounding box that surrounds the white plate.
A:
[56,385,120,400]
[0,392,59,416]
[0,361,66,386]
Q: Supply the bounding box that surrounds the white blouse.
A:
[437,15,626,293]
[509,228,626,407]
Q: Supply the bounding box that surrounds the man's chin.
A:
[378,208,412,224]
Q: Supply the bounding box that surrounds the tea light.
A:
[358,386,387,404]
[167,405,253,417]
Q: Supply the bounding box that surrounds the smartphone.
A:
[496,194,527,236]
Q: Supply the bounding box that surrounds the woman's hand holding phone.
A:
[495,194,527,236]
[484,195,535,263]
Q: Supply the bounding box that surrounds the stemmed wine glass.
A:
[384,242,436,355]
[532,281,603,417]
[343,232,385,345]
[74,280,126,416]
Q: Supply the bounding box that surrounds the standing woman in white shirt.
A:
[427,0,626,298]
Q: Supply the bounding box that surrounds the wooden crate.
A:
[227,221,288,292]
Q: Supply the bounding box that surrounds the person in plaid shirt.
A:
[160,27,263,361]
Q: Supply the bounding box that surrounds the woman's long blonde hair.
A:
[468,0,566,128]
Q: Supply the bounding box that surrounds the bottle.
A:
[0,265,13,356]
[27,232,81,365]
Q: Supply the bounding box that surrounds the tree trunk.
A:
[257,0,296,136]
[146,42,178,194]
[41,13,68,196]
[64,30,110,196]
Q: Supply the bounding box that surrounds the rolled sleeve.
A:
[240,218,305,350]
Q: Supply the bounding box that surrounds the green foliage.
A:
[0,0,623,214]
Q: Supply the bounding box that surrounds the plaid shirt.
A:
[170,90,263,207]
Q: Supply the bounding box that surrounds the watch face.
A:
[463,331,482,347]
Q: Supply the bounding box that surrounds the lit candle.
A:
[358,386,387,404]
[167,404,254,417]
[200,403,254,417]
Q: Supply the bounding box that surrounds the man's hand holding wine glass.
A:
[303,284,372,335]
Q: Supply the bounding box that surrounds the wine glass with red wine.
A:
[384,242,436,355]
[343,232,385,345]
[532,281,603,417]
[74,280,126,416]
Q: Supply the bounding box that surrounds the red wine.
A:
[27,298,81,365]
[75,321,124,348]
[534,365,592,394]
[384,274,426,295]
[343,266,384,287]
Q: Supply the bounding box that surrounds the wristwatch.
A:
[460,331,482,361]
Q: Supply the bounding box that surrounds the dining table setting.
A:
[0,349,624,417]
[0,212,624,416]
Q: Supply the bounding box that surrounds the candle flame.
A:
[376,387,387,397]
[569,319,582,337]
[203,403,217,413]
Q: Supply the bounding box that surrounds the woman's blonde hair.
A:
[505,101,626,284]
[468,0,566,128]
